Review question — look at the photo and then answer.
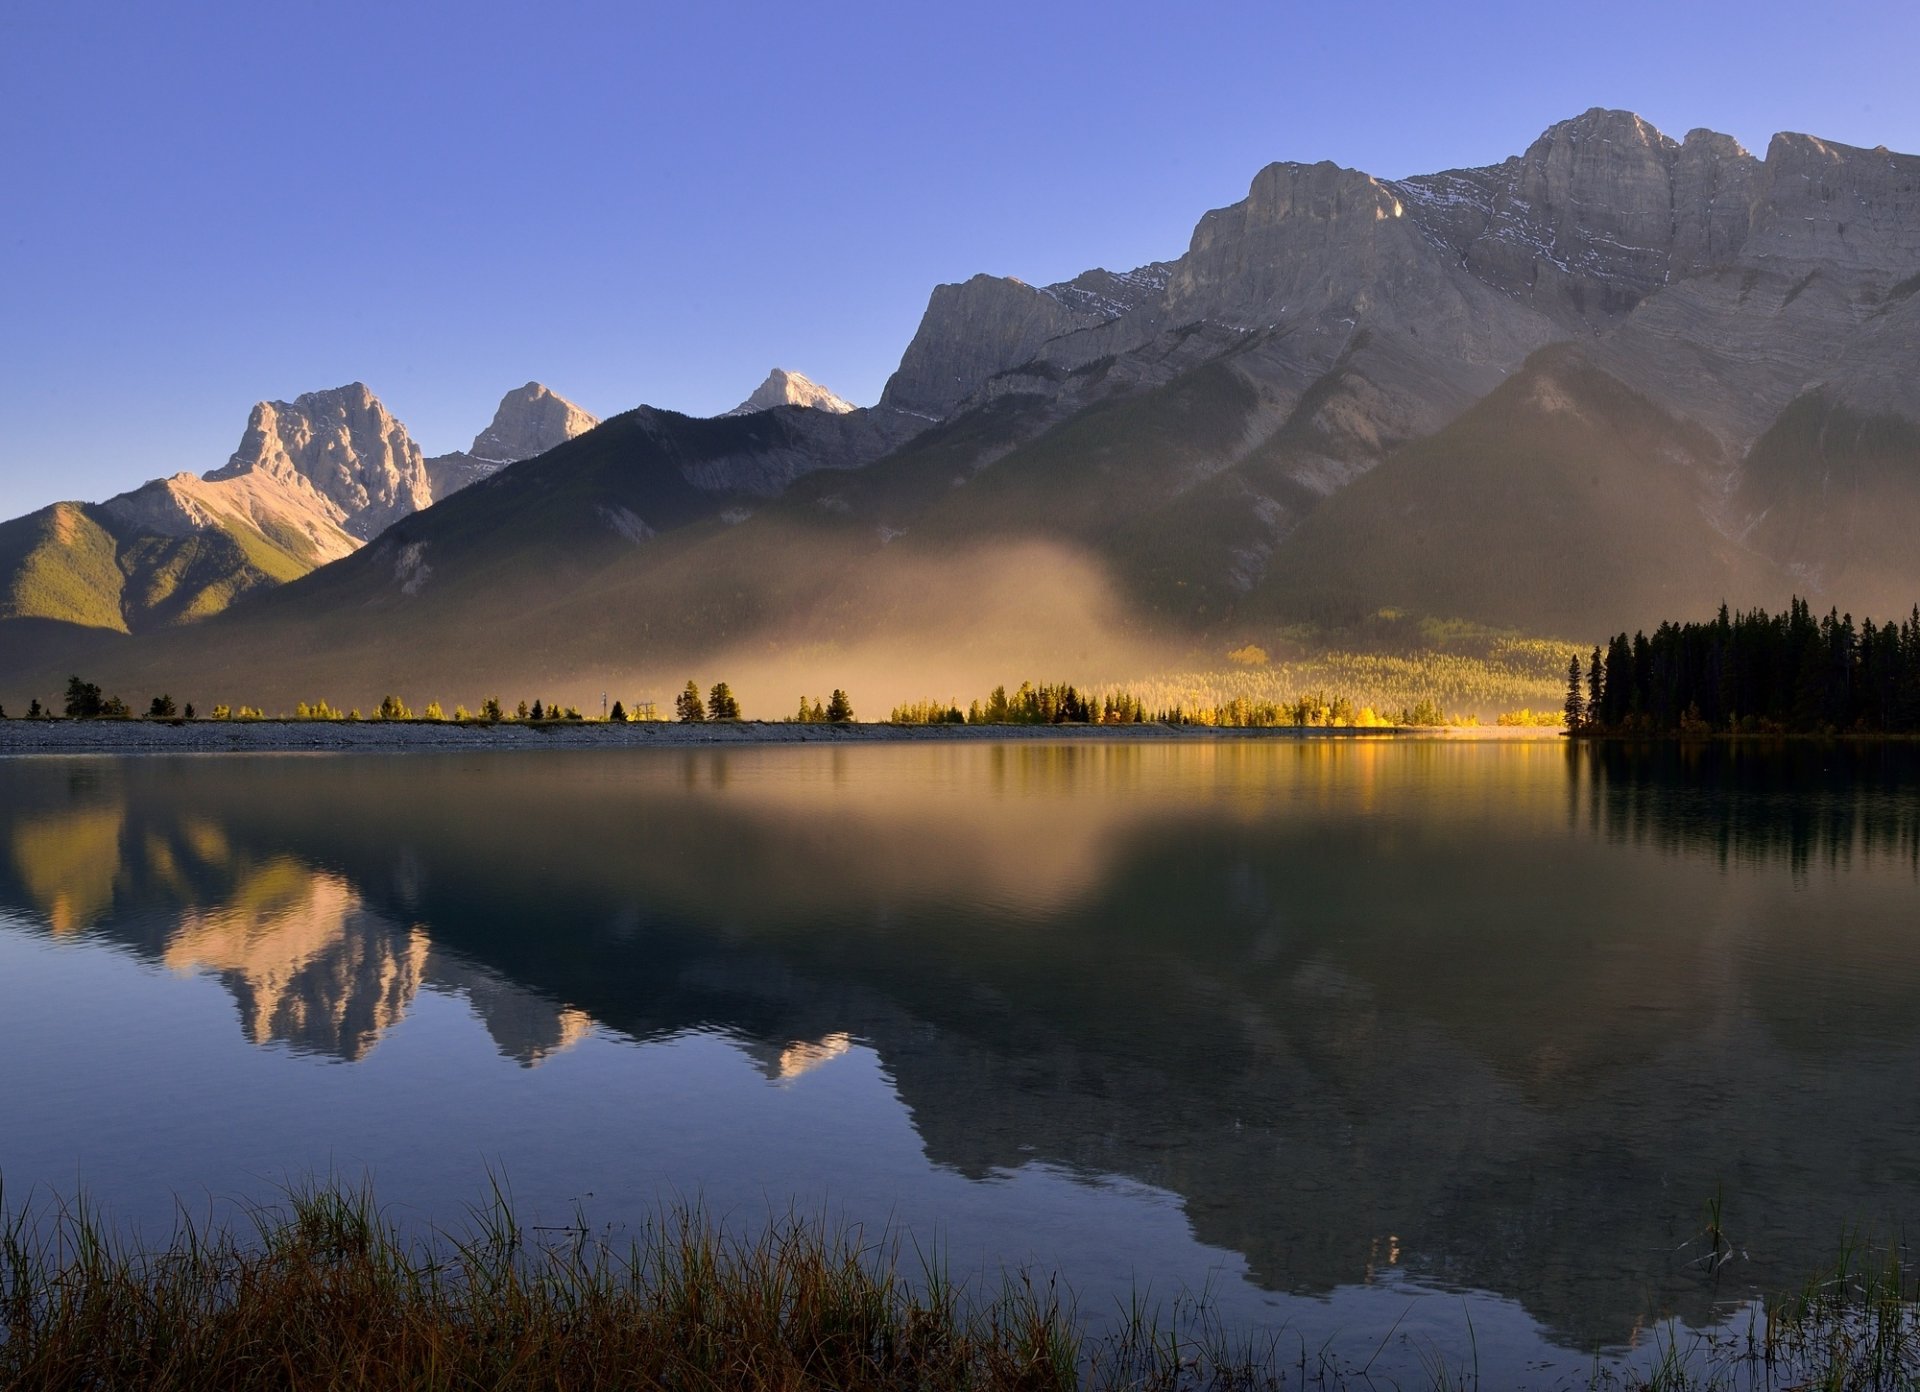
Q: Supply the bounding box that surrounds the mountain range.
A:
[5,107,1918,712]
[0,381,598,636]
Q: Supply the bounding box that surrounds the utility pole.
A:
[601,692,608,719]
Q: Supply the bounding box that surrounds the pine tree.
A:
[27,699,42,719]
[483,697,503,722]
[706,682,741,721]
[147,694,177,719]
[64,676,105,719]
[826,689,854,723]
[1564,655,1585,731]
[676,681,706,723]
[530,699,545,721]
[609,700,627,722]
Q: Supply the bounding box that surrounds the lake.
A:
[2,740,1916,1386]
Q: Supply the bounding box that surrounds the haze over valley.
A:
[11,9,1920,1387]
[6,108,1919,715]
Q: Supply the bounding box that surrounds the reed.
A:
[1,1179,1914,1391]
[0,1180,1297,1392]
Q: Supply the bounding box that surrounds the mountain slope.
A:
[1732,390,1920,611]
[0,381,601,642]
[1247,346,1790,634]
[0,504,126,630]
[0,477,349,636]
[8,109,1919,710]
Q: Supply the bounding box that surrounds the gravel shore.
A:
[0,718,1538,756]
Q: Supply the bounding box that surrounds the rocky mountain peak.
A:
[724,369,857,417]
[470,382,599,464]
[1390,109,1761,324]
[1168,160,1416,319]
[422,384,599,502]
[206,383,432,540]
[879,264,1175,420]
[1745,131,1920,275]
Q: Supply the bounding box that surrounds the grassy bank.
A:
[2,1185,1915,1391]
[0,1184,1265,1392]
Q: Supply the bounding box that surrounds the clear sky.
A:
[3,0,1915,520]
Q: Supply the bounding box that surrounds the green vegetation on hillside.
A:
[1122,636,1575,723]
[0,505,128,630]
[0,497,337,636]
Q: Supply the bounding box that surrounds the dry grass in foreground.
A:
[1,1182,1916,1391]
[0,1182,1291,1392]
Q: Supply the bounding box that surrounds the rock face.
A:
[1388,110,1759,326]
[206,383,433,541]
[97,471,358,566]
[424,383,599,500]
[878,265,1170,418]
[471,382,599,464]
[1584,130,1920,452]
[0,380,597,635]
[724,369,856,417]
[8,107,1920,694]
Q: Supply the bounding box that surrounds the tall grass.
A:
[1,1180,1913,1391]
[0,1181,1304,1392]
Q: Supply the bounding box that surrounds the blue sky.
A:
[3,0,1915,519]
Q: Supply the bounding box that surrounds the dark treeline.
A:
[1571,597,1920,735]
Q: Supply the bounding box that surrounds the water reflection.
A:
[0,763,595,1066]
[1,742,1917,1360]
[1573,739,1920,873]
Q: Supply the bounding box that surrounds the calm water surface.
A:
[2,741,1917,1385]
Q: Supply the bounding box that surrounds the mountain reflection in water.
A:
[1,741,1918,1362]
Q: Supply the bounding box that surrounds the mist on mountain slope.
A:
[7,109,1919,716]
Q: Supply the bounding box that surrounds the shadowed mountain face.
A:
[4,744,1919,1350]
[6,110,1918,709]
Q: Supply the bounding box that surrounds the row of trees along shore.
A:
[889,682,1483,728]
[11,678,822,725]
[7,678,663,724]
[18,677,1534,730]
[1566,597,1920,735]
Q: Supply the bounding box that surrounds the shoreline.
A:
[0,718,1563,755]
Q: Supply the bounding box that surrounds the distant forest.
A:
[1573,598,1920,735]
